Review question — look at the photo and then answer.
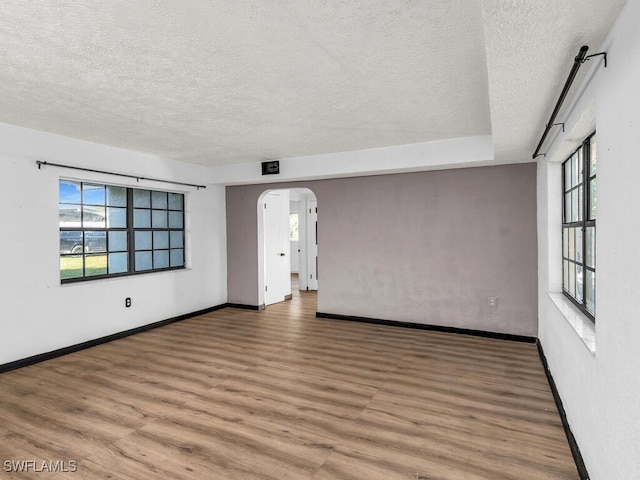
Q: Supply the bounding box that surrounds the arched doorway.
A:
[257,188,317,307]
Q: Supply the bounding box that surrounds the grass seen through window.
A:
[60,255,108,279]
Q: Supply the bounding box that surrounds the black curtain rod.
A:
[532,46,608,159]
[532,45,590,159]
[36,161,207,189]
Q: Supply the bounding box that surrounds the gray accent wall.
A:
[226,163,537,336]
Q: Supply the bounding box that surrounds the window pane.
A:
[152,210,168,228]
[590,179,597,220]
[168,193,183,210]
[135,251,153,271]
[85,231,107,253]
[586,227,596,269]
[134,209,151,228]
[59,180,81,204]
[153,250,170,269]
[575,227,583,263]
[83,206,106,228]
[590,136,597,177]
[562,228,569,258]
[133,189,151,208]
[108,231,127,252]
[571,190,579,222]
[59,204,82,228]
[569,262,576,296]
[568,228,575,261]
[170,231,183,248]
[576,265,584,303]
[106,186,127,207]
[169,211,183,228]
[109,252,128,274]
[564,193,571,223]
[107,207,127,228]
[60,255,83,279]
[60,231,84,254]
[85,254,107,277]
[585,270,596,314]
[563,260,569,291]
[152,191,168,209]
[564,161,571,191]
[153,231,169,249]
[135,231,152,250]
[170,249,184,267]
[290,214,299,241]
[83,183,105,206]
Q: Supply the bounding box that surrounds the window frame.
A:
[59,180,186,283]
[561,132,596,321]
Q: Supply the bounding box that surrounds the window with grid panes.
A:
[562,133,596,320]
[132,188,185,272]
[59,180,185,282]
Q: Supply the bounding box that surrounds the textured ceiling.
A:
[0,0,627,167]
[482,0,627,163]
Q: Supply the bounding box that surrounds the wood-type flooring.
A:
[0,279,578,479]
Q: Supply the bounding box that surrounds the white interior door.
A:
[264,191,291,305]
[290,200,299,274]
[297,198,308,291]
[307,200,318,290]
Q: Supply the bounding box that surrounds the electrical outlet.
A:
[125,297,132,308]
[488,296,497,308]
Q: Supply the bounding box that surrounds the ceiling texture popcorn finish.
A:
[0,0,627,167]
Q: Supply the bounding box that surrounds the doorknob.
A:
[278,252,286,256]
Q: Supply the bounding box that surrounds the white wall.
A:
[0,123,227,366]
[209,135,495,185]
[537,2,640,479]
[226,164,538,337]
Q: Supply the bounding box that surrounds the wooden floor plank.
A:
[0,281,578,479]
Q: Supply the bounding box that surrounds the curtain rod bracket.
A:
[582,52,607,68]
[546,123,565,133]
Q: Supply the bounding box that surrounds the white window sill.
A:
[548,292,596,354]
